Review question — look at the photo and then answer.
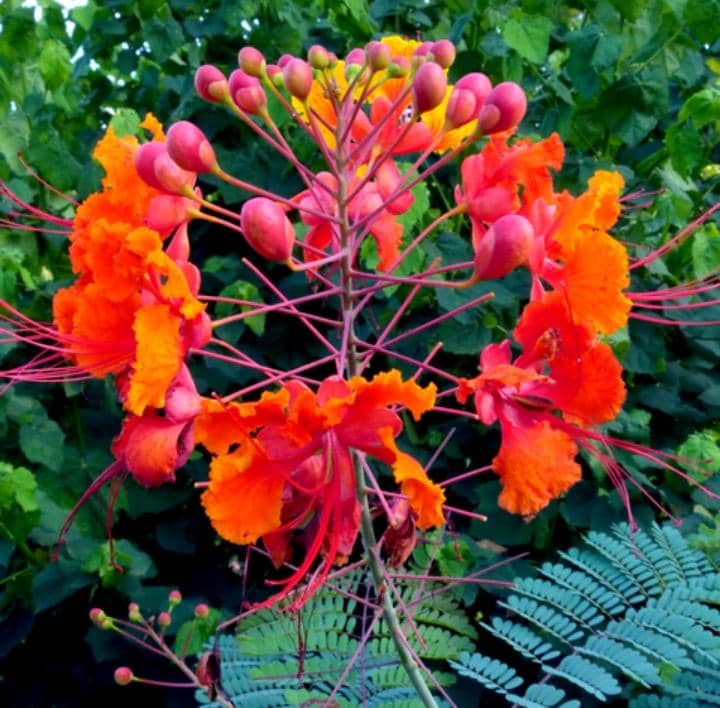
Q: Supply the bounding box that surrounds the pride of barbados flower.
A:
[194,370,444,608]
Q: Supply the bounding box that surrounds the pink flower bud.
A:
[194,65,228,103]
[344,48,368,82]
[184,311,212,350]
[238,46,265,77]
[412,62,447,114]
[327,52,338,68]
[165,366,201,423]
[135,141,167,191]
[89,608,105,625]
[387,56,410,79]
[375,160,413,215]
[153,151,196,195]
[413,41,434,61]
[431,39,456,69]
[228,69,267,114]
[146,195,194,237]
[308,44,330,70]
[114,667,134,686]
[266,64,285,89]
[479,82,527,134]
[366,41,391,71]
[157,611,172,628]
[346,48,366,67]
[456,72,492,106]
[445,88,478,129]
[128,603,141,621]
[195,603,210,619]
[240,197,296,262]
[474,214,534,280]
[166,121,216,173]
[277,53,293,69]
[283,58,314,100]
[168,589,182,605]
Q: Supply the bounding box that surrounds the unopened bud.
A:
[238,46,265,77]
[474,214,534,280]
[135,142,168,191]
[277,53,293,69]
[166,121,216,173]
[145,195,195,236]
[157,611,172,629]
[308,44,330,70]
[228,69,267,115]
[412,41,434,67]
[168,589,182,605]
[344,48,368,82]
[283,59,314,100]
[184,311,212,350]
[194,65,228,103]
[431,39,456,69]
[412,62,447,114]
[266,64,285,89]
[89,608,106,625]
[114,667,134,686]
[366,41,391,71]
[153,151,196,195]
[196,651,219,687]
[327,52,338,68]
[479,82,527,134]
[194,603,210,619]
[240,197,296,262]
[128,603,142,622]
[387,56,410,79]
[445,88,478,129]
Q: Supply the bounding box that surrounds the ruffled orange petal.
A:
[551,229,631,335]
[494,420,581,515]
[144,249,205,320]
[377,427,445,529]
[201,443,287,544]
[126,304,182,415]
[139,112,166,141]
[551,342,626,426]
[349,369,437,421]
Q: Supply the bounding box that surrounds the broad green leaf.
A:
[666,122,704,177]
[38,40,72,90]
[0,463,38,512]
[19,417,65,471]
[110,108,141,137]
[174,607,222,656]
[678,429,720,482]
[691,223,720,280]
[215,280,266,337]
[679,88,720,129]
[502,14,554,64]
[31,561,92,613]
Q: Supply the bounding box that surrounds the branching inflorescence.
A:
[1,34,719,706]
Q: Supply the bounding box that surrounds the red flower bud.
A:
[196,651,219,687]
[277,53,293,69]
[135,141,167,191]
[366,41,391,71]
[266,64,285,89]
[228,69,267,115]
[387,56,410,79]
[474,214,534,280]
[128,603,141,621]
[238,46,265,77]
[157,611,172,628]
[479,82,527,134]
[346,48,366,67]
[194,65,228,103]
[308,44,330,70]
[283,58,314,101]
[455,72,492,113]
[146,195,195,237]
[89,608,106,625]
[184,311,212,350]
[445,88,478,129]
[413,41,434,61]
[166,121,216,173]
[194,603,210,619]
[412,62,447,114]
[240,197,296,262]
[431,39,456,69]
[165,365,201,423]
[153,151,196,195]
[114,667,134,686]
[168,589,182,605]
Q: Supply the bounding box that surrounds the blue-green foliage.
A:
[196,572,477,707]
[451,523,720,705]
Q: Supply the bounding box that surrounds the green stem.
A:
[335,120,438,708]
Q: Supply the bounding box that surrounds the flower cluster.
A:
[1,34,718,612]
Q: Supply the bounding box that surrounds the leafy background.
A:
[1,0,719,705]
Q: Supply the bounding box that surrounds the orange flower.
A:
[196,370,444,607]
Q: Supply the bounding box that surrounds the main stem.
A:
[335,146,439,708]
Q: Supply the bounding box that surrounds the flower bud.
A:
[277,53,293,69]
[135,142,167,191]
[146,195,195,237]
[184,311,212,350]
[196,651,218,687]
[157,611,172,628]
[89,608,106,625]
[153,151,196,195]
[387,56,410,79]
[366,41,391,71]
[168,589,182,605]
[238,46,265,77]
[344,48,368,82]
[413,41,434,66]
[445,88,478,129]
[431,39,456,69]
[327,52,338,68]
[412,62,447,114]
[282,58,314,101]
[228,69,267,115]
[474,214,534,280]
[194,603,210,619]
[114,667,134,686]
[240,197,296,262]
[194,65,228,103]
[166,121,216,173]
[479,82,527,134]
[266,64,285,89]
[308,44,330,70]
[128,603,142,622]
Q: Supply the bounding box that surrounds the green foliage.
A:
[452,523,720,705]
[197,570,477,706]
